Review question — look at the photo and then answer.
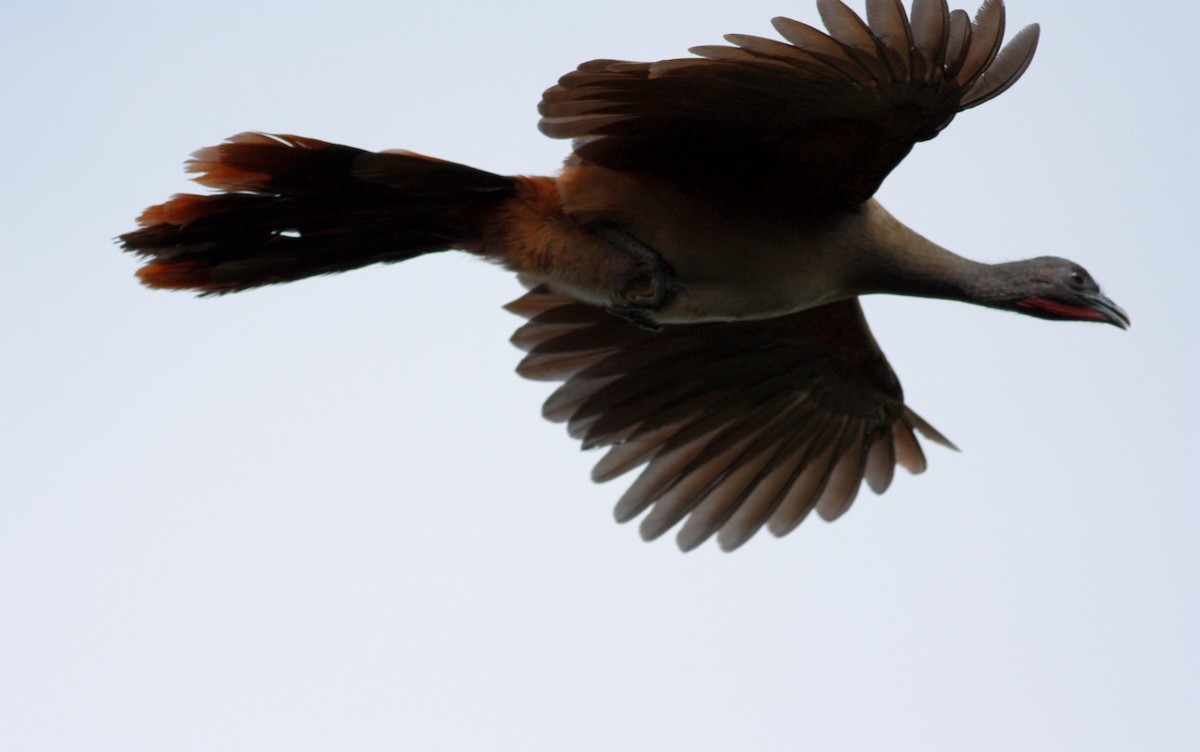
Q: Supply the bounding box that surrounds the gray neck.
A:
[848,201,1021,307]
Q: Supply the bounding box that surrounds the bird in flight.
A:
[121,0,1127,551]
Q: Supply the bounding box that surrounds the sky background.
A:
[3,1,1197,749]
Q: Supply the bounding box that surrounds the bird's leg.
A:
[476,179,676,329]
[586,221,676,330]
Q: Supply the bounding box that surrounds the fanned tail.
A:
[120,132,516,293]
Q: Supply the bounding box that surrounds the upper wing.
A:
[507,288,956,551]
[539,0,1039,205]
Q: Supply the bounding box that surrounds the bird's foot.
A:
[605,305,664,332]
[587,221,676,331]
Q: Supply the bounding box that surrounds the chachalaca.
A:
[121,0,1127,550]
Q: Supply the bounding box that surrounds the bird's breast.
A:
[557,165,869,323]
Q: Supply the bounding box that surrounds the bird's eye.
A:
[1069,271,1086,286]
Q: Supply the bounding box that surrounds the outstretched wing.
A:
[507,288,956,551]
[539,0,1039,205]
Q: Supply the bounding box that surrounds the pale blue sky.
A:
[3,1,1197,749]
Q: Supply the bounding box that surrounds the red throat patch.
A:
[1016,297,1106,321]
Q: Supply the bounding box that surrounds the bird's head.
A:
[999,257,1129,329]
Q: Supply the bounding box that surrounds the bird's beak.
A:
[1082,291,1130,329]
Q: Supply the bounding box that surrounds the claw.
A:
[587,221,677,313]
[605,305,664,332]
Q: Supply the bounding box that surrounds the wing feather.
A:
[866,0,914,79]
[892,412,928,473]
[815,420,871,521]
[910,0,951,77]
[864,429,898,494]
[640,405,795,543]
[816,0,894,82]
[674,409,807,551]
[592,421,689,483]
[961,22,1039,109]
[540,1,1039,205]
[716,417,829,550]
[510,289,954,550]
[955,0,1006,89]
[767,422,848,537]
[943,8,973,78]
[769,17,877,82]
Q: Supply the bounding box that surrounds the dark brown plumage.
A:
[507,289,955,551]
[120,0,1126,550]
[539,0,1038,206]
